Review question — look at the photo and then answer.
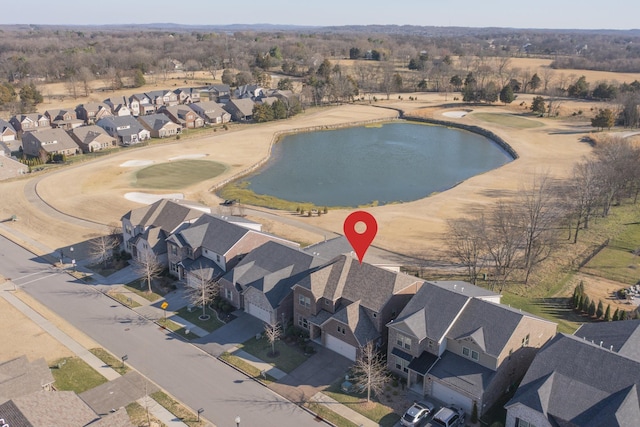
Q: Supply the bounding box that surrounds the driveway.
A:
[193,310,264,356]
[270,346,353,403]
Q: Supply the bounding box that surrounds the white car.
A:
[401,401,436,427]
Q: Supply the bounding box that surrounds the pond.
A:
[239,122,513,207]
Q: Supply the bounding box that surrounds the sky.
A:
[0,0,637,30]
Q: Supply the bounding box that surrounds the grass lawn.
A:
[124,281,163,302]
[134,159,227,190]
[157,318,194,339]
[109,291,142,308]
[501,292,582,334]
[305,402,359,427]
[324,381,399,427]
[125,401,166,427]
[238,336,309,374]
[89,348,130,376]
[50,356,108,394]
[473,112,544,129]
[175,305,224,333]
[582,247,640,285]
[150,391,207,427]
[218,352,276,383]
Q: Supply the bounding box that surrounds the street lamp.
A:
[235,415,241,427]
[197,408,204,422]
[121,354,128,368]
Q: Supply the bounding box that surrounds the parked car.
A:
[220,199,236,206]
[425,406,465,427]
[401,401,436,426]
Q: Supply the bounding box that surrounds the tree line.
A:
[447,135,640,292]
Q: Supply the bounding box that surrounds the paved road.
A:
[0,235,316,427]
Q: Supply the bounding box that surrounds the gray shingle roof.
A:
[446,298,527,357]
[0,356,54,402]
[429,350,495,399]
[390,281,471,342]
[175,214,250,255]
[137,113,175,131]
[222,241,323,307]
[23,128,79,153]
[329,301,380,346]
[303,255,420,312]
[11,390,99,427]
[575,319,640,362]
[506,333,640,426]
[181,256,225,281]
[123,199,204,235]
[0,400,32,427]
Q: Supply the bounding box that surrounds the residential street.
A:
[0,235,317,427]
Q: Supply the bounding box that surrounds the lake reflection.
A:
[242,122,512,207]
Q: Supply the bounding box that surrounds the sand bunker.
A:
[124,192,184,204]
[120,160,154,167]
[168,154,208,161]
[442,110,470,118]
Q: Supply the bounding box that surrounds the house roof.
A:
[0,356,54,402]
[575,319,640,361]
[329,301,380,346]
[189,101,228,117]
[224,98,255,116]
[0,118,17,133]
[303,236,399,267]
[162,105,196,120]
[505,333,640,426]
[302,255,420,312]
[138,227,167,255]
[446,298,534,357]
[138,113,178,131]
[430,280,500,299]
[7,390,99,427]
[70,125,115,146]
[223,241,323,307]
[87,408,134,427]
[181,256,225,281]
[122,199,204,235]
[23,128,79,153]
[170,213,250,255]
[407,351,439,375]
[97,115,146,136]
[429,350,495,399]
[78,102,111,114]
[389,281,471,343]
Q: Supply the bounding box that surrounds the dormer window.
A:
[462,346,479,361]
[396,334,411,350]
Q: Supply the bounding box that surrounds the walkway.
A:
[0,282,190,427]
[310,392,379,427]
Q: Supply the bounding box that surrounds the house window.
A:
[515,419,536,427]
[463,346,479,361]
[216,254,221,262]
[298,315,308,329]
[171,245,178,256]
[298,294,310,308]
[522,334,530,347]
[337,325,346,334]
[225,288,233,301]
[395,357,409,373]
[396,334,411,350]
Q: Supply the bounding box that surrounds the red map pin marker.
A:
[343,211,378,264]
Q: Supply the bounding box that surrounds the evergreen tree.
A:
[588,300,596,317]
[133,69,146,88]
[613,308,620,321]
[591,109,615,130]
[596,300,604,319]
[619,310,628,321]
[582,296,590,313]
[471,402,478,423]
[576,294,584,311]
[499,85,515,105]
[531,96,546,115]
[604,304,612,321]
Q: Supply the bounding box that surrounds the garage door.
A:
[246,302,272,323]
[325,334,357,361]
[431,381,473,414]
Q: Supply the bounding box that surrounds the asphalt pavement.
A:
[0,234,319,427]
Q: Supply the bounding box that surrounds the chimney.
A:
[610,345,614,351]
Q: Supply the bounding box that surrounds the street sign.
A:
[161,301,169,310]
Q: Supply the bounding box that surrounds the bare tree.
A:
[89,235,119,268]
[563,160,602,243]
[108,222,123,252]
[263,320,281,357]
[484,201,525,292]
[133,250,164,293]
[185,268,220,321]
[352,342,389,402]
[447,216,487,285]
[516,173,561,283]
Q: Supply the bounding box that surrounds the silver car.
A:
[401,401,436,427]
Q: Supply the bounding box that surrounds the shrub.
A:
[471,401,478,423]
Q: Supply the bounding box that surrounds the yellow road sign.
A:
[161,302,169,310]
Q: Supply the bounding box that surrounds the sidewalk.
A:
[310,392,379,427]
[0,282,190,427]
[227,348,287,380]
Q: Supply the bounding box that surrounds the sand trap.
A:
[168,154,208,161]
[442,110,470,118]
[124,192,184,204]
[120,160,154,167]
